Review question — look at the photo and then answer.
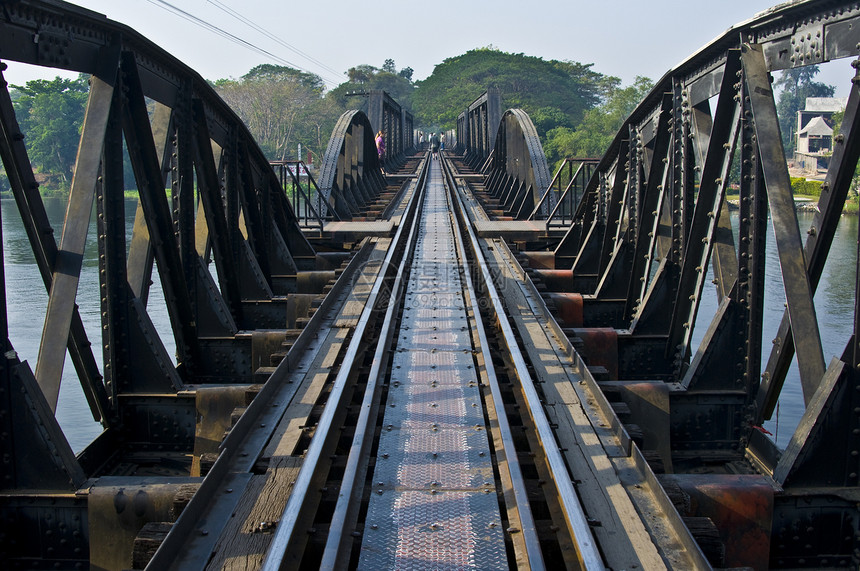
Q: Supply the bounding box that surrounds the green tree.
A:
[346,65,377,84]
[243,63,324,92]
[544,76,653,167]
[330,61,415,114]
[774,65,835,155]
[831,109,844,140]
[215,65,327,160]
[0,167,9,194]
[411,48,607,138]
[12,75,89,189]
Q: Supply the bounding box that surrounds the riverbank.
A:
[726,194,860,214]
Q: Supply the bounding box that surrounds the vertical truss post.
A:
[668,50,742,365]
[121,52,199,377]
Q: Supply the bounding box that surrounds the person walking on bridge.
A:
[376,130,386,173]
[429,132,440,159]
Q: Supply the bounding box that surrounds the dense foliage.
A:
[542,76,653,168]
[12,75,88,190]
[215,64,334,162]
[9,46,847,197]
[3,51,649,192]
[328,60,415,116]
[412,47,613,137]
[790,177,823,197]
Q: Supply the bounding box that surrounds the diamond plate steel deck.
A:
[359,159,507,569]
[360,491,508,570]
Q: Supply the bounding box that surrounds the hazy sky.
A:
[3,0,856,95]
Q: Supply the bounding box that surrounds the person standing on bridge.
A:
[440,132,445,151]
[376,130,386,173]
[430,132,440,159]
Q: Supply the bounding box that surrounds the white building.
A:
[794,97,848,173]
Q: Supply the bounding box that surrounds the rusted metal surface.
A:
[570,327,619,380]
[545,292,584,327]
[666,474,774,570]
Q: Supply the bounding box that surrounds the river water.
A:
[1,197,854,452]
[1,197,174,452]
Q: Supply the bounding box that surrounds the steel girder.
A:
[0,2,319,563]
[365,89,411,171]
[517,1,860,567]
[482,109,554,219]
[457,88,502,169]
[318,109,386,219]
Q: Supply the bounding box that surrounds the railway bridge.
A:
[1,0,859,569]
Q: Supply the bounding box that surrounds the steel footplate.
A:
[373,427,495,490]
[359,160,507,569]
[360,491,507,570]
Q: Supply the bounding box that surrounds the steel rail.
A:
[444,154,605,569]
[439,153,546,569]
[318,156,430,568]
[148,239,379,570]
[260,152,427,571]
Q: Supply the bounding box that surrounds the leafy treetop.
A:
[411,47,613,138]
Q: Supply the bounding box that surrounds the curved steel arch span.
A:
[482,108,553,219]
[318,109,386,219]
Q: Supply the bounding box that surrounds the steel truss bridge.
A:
[0,0,859,569]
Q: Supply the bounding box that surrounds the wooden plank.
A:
[206,458,303,571]
[486,243,669,570]
[474,220,548,240]
[203,240,393,567]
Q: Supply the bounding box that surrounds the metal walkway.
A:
[359,157,507,568]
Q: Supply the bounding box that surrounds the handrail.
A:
[271,160,340,233]
[530,157,584,219]
[479,148,495,174]
[540,158,599,227]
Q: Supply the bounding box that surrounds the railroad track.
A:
[140,152,709,570]
[252,152,604,569]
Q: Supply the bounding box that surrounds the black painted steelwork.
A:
[317,110,387,219]
[0,0,328,566]
[366,89,413,171]
[0,0,859,568]
[457,88,501,169]
[483,1,860,567]
[482,109,553,219]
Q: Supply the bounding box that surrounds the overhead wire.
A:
[144,0,342,89]
[206,0,345,84]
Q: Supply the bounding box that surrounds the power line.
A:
[144,0,342,88]
[206,0,344,84]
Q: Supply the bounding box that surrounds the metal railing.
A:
[530,157,599,227]
[271,160,339,233]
